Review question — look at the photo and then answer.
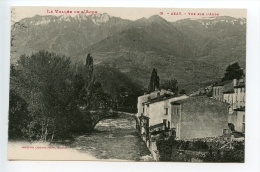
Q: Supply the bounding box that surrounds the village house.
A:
[212,72,246,134]
[137,91,229,141]
[136,89,173,118]
[228,107,245,133]
[140,93,189,137]
[212,80,234,102]
[227,80,245,133]
[170,96,229,139]
[136,90,231,160]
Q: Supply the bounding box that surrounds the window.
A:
[177,108,179,116]
[228,123,235,131]
[243,115,245,122]
[165,108,168,115]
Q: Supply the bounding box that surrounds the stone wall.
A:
[178,97,229,139]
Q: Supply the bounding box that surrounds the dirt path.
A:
[70,117,153,161]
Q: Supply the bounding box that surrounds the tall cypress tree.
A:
[84,54,95,108]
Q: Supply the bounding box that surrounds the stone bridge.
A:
[85,110,138,130]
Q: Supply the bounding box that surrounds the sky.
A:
[12,7,247,22]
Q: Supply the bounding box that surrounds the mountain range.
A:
[11,13,246,93]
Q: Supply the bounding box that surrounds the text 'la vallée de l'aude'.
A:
[47,9,98,14]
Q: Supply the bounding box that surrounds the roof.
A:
[170,96,229,105]
[212,80,233,87]
[223,89,234,94]
[138,89,173,99]
[234,83,245,88]
[139,115,150,119]
[213,80,236,94]
[143,93,175,105]
[150,123,164,129]
[234,106,245,111]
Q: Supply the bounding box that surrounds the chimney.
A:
[157,91,160,97]
[233,79,237,87]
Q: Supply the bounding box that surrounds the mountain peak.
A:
[59,14,72,22]
[73,13,111,24]
[147,15,167,23]
[90,13,110,24]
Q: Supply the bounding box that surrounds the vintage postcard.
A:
[9,7,246,161]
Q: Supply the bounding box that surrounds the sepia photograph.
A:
[8,6,246,162]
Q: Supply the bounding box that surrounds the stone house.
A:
[138,92,229,140]
[138,93,188,147]
[228,107,245,133]
[212,80,233,101]
[137,89,173,118]
[213,77,246,134]
[170,96,229,139]
[142,94,189,132]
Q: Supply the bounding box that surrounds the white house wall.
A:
[233,87,245,109]
[147,95,189,127]
[137,89,173,117]
[236,111,245,133]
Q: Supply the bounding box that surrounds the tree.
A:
[222,62,244,81]
[90,81,109,109]
[11,51,82,141]
[148,68,160,93]
[161,78,179,95]
[73,73,85,105]
[8,89,30,140]
[83,54,95,109]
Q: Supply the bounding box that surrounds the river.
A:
[70,116,153,161]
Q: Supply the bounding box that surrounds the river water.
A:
[71,117,153,161]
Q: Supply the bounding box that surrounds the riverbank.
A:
[8,117,153,161]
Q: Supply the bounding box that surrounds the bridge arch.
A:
[89,110,138,130]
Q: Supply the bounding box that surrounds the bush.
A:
[203,149,244,162]
[156,137,244,162]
